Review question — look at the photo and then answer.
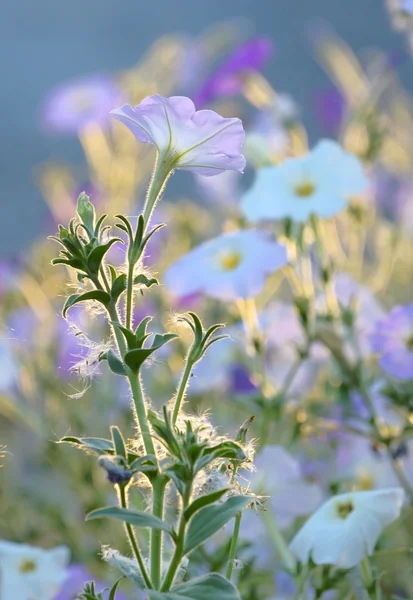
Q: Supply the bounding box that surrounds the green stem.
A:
[226,512,242,580]
[125,260,135,330]
[118,484,152,589]
[129,373,156,458]
[161,485,192,591]
[150,477,167,589]
[172,359,193,425]
[143,155,172,231]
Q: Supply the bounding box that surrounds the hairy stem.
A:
[118,484,152,589]
[226,512,242,580]
[150,477,167,589]
[129,373,156,458]
[161,484,192,591]
[125,259,135,331]
[172,359,193,425]
[143,154,172,231]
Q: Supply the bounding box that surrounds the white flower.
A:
[289,488,405,568]
[242,139,369,223]
[0,541,70,600]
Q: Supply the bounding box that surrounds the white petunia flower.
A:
[242,139,369,223]
[289,488,404,568]
[0,541,70,600]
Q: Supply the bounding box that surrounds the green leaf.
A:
[124,348,155,371]
[110,426,127,459]
[77,192,96,235]
[184,489,229,522]
[124,333,178,371]
[94,213,108,238]
[87,239,122,273]
[133,274,159,288]
[52,258,86,271]
[60,436,114,455]
[107,349,127,376]
[147,574,241,600]
[62,291,111,317]
[183,495,251,555]
[111,322,137,349]
[111,274,127,302]
[135,316,153,341]
[86,506,172,534]
[108,578,124,600]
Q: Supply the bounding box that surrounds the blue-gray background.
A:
[0,0,409,257]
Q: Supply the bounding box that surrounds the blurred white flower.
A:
[290,488,404,568]
[242,140,369,223]
[0,541,70,600]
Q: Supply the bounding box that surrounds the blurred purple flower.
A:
[229,363,257,395]
[54,564,130,600]
[42,75,120,134]
[164,229,287,301]
[194,37,273,107]
[111,95,246,176]
[314,86,345,133]
[370,304,413,380]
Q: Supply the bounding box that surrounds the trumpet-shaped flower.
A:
[290,488,405,568]
[370,304,413,380]
[0,541,70,600]
[42,75,120,133]
[242,140,369,223]
[164,230,287,300]
[110,95,245,176]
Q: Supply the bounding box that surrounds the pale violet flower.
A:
[164,230,287,301]
[111,95,245,176]
[290,488,405,568]
[42,75,120,134]
[0,541,70,600]
[242,140,369,223]
[370,304,413,380]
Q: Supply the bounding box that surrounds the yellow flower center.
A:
[19,559,37,573]
[219,251,242,271]
[336,499,354,519]
[294,180,316,198]
[357,471,374,491]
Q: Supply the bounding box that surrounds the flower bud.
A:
[77,192,96,236]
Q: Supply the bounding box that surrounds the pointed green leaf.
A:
[94,213,108,237]
[52,258,86,271]
[110,426,127,459]
[147,574,241,600]
[108,578,124,600]
[111,274,127,302]
[184,489,229,522]
[62,291,111,317]
[184,495,251,555]
[135,316,153,341]
[111,322,137,349]
[86,506,172,533]
[87,238,122,274]
[123,348,154,371]
[107,349,127,376]
[133,274,159,288]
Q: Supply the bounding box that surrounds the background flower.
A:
[370,304,413,380]
[0,541,70,600]
[194,37,273,106]
[164,229,287,300]
[290,488,405,568]
[42,75,120,134]
[242,139,369,222]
